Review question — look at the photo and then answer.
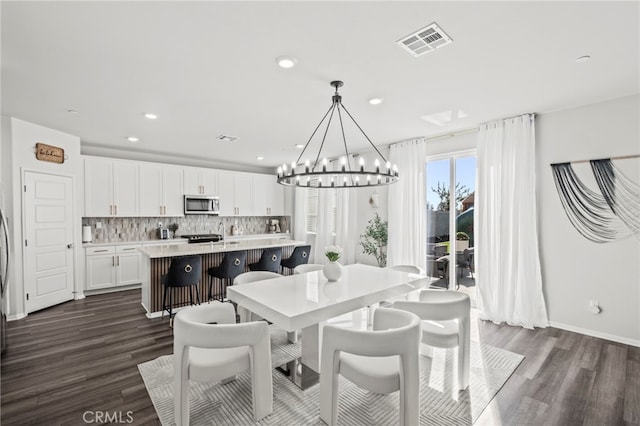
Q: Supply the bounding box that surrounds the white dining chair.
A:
[319,307,421,426]
[392,289,470,391]
[233,271,299,341]
[173,302,273,425]
[387,264,424,275]
[233,271,281,322]
[293,263,324,274]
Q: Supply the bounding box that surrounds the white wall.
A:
[537,94,640,345]
[2,117,83,318]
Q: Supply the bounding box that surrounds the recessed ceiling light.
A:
[576,55,591,63]
[295,144,305,149]
[67,109,78,114]
[256,156,264,160]
[127,136,139,143]
[144,113,158,120]
[276,56,297,69]
[369,98,384,105]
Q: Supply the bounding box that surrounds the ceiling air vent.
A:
[397,22,452,57]
[216,134,239,142]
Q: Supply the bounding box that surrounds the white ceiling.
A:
[2,1,639,171]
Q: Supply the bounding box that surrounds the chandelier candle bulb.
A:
[359,157,365,172]
[375,159,380,173]
[305,160,310,173]
[341,157,346,172]
[386,161,391,170]
[322,157,328,172]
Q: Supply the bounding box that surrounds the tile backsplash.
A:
[82,216,291,243]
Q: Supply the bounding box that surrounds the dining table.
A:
[226,263,430,388]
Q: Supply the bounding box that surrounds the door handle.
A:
[67,243,73,249]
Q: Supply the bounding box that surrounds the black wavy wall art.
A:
[551,157,639,243]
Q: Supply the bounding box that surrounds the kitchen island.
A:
[138,238,307,317]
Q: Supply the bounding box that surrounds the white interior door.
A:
[24,172,74,313]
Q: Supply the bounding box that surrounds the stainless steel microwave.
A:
[184,195,220,215]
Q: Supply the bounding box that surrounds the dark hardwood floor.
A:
[1,290,638,425]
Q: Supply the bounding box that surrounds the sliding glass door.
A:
[426,152,476,291]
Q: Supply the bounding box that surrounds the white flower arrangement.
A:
[324,245,343,262]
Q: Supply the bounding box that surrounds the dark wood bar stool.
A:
[280,244,311,275]
[248,247,282,273]
[161,255,202,321]
[207,250,247,301]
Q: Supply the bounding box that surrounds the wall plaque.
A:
[35,143,65,164]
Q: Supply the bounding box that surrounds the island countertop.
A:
[138,238,306,259]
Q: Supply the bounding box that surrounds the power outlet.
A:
[589,300,601,315]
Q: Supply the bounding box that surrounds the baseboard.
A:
[549,321,640,347]
[144,304,191,319]
[84,283,141,296]
[7,313,27,321]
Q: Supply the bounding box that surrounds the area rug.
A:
[138,328,523,425]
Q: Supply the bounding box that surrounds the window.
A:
[305,187,337,234]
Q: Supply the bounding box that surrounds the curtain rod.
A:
[550,154,640,166]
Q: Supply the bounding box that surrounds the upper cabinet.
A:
[139,163,184,217]
[84,157,138,217]
[82,156,285,218]
[183,167,218,195]
[218,171,253,216]
[252,174,284,216]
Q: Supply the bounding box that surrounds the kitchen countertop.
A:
[138,237,305,258]
[82,233,291,248]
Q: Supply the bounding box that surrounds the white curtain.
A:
[335,156,358,265]
[314,175,335,264]
[476,114,548,328]
[292,187,307,242]
[387,138,427,268]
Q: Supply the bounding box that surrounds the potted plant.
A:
[323,245,343,281]
[456,231,470,251]
[360,213,388,267]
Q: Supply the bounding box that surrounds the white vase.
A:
[323,261,343,281]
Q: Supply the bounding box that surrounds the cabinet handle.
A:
[112,256,115,266]
[115,205,118,215]
[200,185,204,194]
[110,205,113,215]
[94,249,108,253]
[163,205,166,215]
[117,256,120,266]
[122,248,136,251]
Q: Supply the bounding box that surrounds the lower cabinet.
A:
[86,245,142,291]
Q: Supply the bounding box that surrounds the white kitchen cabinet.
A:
[115,245,142,286]
[85,246,117,290]
[184,167,218,195]
[162,166,185,216]
[252,174,284,216]
[139,163,184,217]
[84,157,139,217]
[85,245,141,291]
[218,171,253,216]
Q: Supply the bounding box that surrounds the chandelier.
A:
[277,80,398,188]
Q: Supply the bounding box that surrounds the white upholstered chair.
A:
[233,271,300,342]
[293,263,324,274]
[173,302,273,425]
[319,307,421,426]
[387,264,424,275]
[392,289,471,390]
[233,271,281,322]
